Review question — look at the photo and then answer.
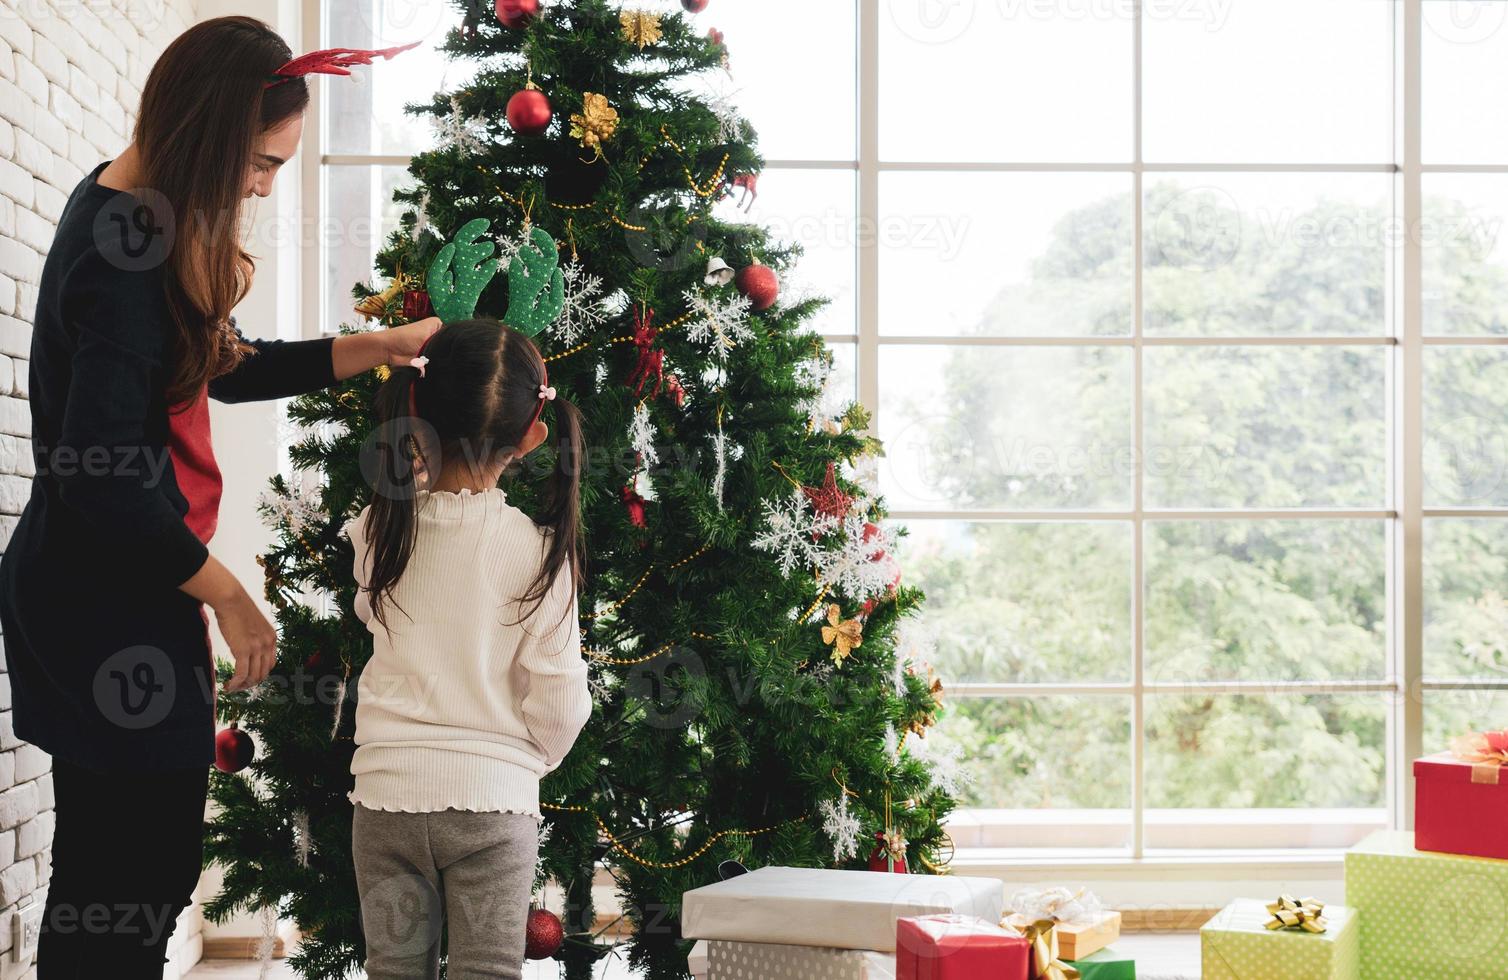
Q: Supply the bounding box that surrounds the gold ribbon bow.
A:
[820,604,863,665]
[1264,895,1328,934]
[1451,730,1508,785]
[1014,919,1081,980]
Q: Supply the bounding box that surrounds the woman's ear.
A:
[519,418,549,457]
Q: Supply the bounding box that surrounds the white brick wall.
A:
[0,1,200,977]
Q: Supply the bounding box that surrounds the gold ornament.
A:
[570,92,620,161]
[820,604,863,666]
[354,276,406,320]
[620,9,663,49]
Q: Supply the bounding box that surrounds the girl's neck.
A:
[428,461,507,495]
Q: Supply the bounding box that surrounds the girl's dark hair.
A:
[363,320,584,630]
[135,16,310,403]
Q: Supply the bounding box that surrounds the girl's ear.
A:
[519,418,549,457]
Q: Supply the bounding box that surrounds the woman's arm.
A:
[210,318,440,404]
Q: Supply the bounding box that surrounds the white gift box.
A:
[707,939,896,980]
[690,939,710,980]
[681,866,1005,952]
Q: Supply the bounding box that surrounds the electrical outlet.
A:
[13,901,42,962]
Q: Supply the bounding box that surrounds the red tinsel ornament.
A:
[622,484,648,527]
[524,906,564,959]
[804,462,854,520]
[266,41,419,87]
[627,307,665,399]
[403,289,433,321]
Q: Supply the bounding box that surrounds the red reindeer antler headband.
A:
[265,41,420,88]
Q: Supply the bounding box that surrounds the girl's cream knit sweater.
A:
[344,488,592,818]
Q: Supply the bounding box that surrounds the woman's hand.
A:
[384,317,442,368]
[331,317,443,381]
[181,556,277,692]
[214,588,278,692]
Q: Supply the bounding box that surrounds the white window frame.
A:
[305,0,1508,868]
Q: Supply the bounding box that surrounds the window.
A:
[311,1,1508,858]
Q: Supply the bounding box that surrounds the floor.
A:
[184,931,1204,978]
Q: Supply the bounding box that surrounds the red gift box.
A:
[896,914,1030,980]
[1414,747,1508,860]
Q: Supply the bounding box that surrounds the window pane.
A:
[1143,346,1388,509]
[823,342,857,419]
[879,4,1131,162]
[1143,0,1392,163]
[933,697,1131,816]
[1146,694,1387,809]
[1145,174,1389,337]
[878,173,1132,337]
[1422,175,1508,336]
[1425,348,1508,507]
[1423,2,1508,164]
[1146,521,1387,684]
[894,520,1131,684]
[322,166,415,333]
[323,0,473,156]
[1425,519,1508,680]
[878,346,1133,511]
[1426,689,1508,753]
[697,0,855,160]
[714,169,856,336]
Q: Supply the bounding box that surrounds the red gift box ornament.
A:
[1452,729,1508,784]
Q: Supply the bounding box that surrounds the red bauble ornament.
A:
[214,723,255,774]
[524,907,564,960]
[735,260,779,311]
[681,0,709,11]
[304,651,323,672]
[495,0,539,28]
[862,521,886,561]
[867,831,909,874]
[507,86,553,137]
[403,289,433,321]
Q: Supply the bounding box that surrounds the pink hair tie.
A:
[539,384,557,401]
[410,356,429,378]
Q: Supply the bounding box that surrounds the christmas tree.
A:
[203,2,954,977]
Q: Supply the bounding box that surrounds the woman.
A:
[0,17,431,978]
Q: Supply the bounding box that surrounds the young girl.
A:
[345,319,594,980]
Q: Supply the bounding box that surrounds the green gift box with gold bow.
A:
[1346,830,1508,979]
[1063,946,1135,980]
[1201,899,1358,980]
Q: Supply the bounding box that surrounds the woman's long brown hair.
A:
[133,16,309,403]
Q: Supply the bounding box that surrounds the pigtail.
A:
[518,394,584,622]
[361,365,428,631]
